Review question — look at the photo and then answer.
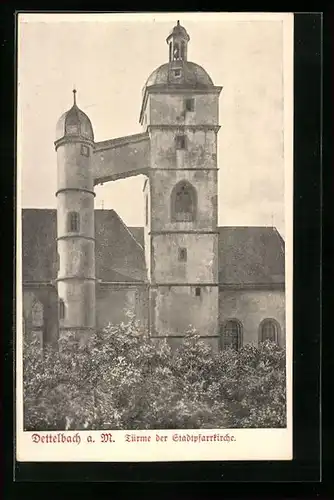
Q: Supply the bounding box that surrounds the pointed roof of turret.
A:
[55,89,94,142]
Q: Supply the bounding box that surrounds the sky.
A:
[17,13,293,238]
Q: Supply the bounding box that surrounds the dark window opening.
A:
[221,320,242,351]
[171,181,197,222]
[195,287,201,297]
[178,247,187,262]
[169,42,172,61]
[185,98,195,112]
[81,144,90,157]
[260,319,279,344]
[174,69,181,77]
[181,41,186,60]
[175,135,186,150]
[68,211,80,232]
[173,43,180,60]
[59,299,65,320]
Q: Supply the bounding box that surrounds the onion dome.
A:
[145,61,214,89]
[142,21,214,92]
[55,89,94,142]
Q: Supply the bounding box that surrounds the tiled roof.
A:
[22,209,285,285]
[22,209,146,283]
[217,226,285,285]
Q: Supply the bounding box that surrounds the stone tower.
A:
[140,21,222,347]
[54,90,96,341]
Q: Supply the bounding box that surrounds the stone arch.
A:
[170,180,197,222]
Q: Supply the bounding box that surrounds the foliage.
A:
[23,318,286,431]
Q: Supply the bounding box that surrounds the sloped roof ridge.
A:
[97,208,144,252]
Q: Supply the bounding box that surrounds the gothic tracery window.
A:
[171,181,197,222]
[221,320,243,351]
[32,300,44,327]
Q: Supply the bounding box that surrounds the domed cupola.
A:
[141,21,214,100]
[55,89,94,143]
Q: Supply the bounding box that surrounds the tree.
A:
[23,319,286,431]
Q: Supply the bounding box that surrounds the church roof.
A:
[22,209,146,283]
[22,209,285,286]
[217,226,285,285]
[144,61,214,90]
[55,91,94,142]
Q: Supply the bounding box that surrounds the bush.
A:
[23,319,286,431]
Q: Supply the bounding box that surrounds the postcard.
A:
[16,11,293,462]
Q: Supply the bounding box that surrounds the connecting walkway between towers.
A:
[93,132,150,185]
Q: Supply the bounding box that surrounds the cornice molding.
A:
[54,136,94,151]
[56,276,97,282]
[57,235,95,242]
[94,132,150,153]
[149,230,219,235]
[55,187,96,197]
[219,283,285,291]
[147,124,220,133]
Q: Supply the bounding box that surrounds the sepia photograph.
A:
[16,12,293,462]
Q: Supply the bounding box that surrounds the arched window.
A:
[67,211,80,232]
[171,181,197,222]
[32,300,43,327]
[169,42,172,61]
[259,319,280,344]
[221,320,243,351]
[59,299,65,320]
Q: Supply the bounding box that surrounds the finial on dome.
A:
[177,20,180,25]
[72,87,77,106]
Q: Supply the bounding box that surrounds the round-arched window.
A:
[259,318,280,344]
[221,319,243,351]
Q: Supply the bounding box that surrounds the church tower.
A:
[140,22,222,347]
[54,90,96,342]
